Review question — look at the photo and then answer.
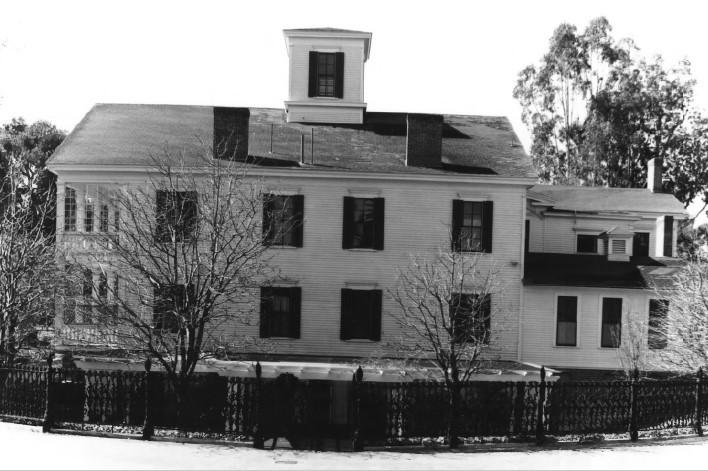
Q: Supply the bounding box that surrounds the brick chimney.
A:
[647,157,663,193]
[213,107,250,160]
[406,113,443,168]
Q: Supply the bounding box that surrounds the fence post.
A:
[42,352,54,433]
[142,357,154,440]
[352,366,364,452]
[535,366,545,445]
[253,361,264,449]
[629,367,639,442]
[695,367,704,437]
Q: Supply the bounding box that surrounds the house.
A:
[521,165,688,379]
[46,27,688,429]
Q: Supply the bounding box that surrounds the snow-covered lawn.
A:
[1,422,707,470]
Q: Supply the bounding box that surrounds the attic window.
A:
[611,239,627,254]
[309,51,344,99]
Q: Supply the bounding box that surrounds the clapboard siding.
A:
[521,285,664,370]
[55,174,527,362]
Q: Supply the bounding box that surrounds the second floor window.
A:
[452,200,493,253]
[342,197,385,250]
[153,284,191,333]
[262,195,304,247]
[155,190,198,243]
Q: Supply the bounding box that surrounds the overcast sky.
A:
[1,0,706,221]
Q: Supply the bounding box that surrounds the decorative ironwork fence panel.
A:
[224,376,258,436]
[459,382,518,437]
[637,380,695,430]
[0,365,47,420]
[546,381,630,435]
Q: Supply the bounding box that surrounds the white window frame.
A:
[553,292,581,348]
[597,295,626,349]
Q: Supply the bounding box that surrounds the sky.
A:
[1,0,706,222]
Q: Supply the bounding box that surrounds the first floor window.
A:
[449,293,491,344]
[340,289,382,341]
[649,299,669,349]
[260,287,301,339]
[601,297,623,348]
[577,234,598,253]
[556,296,578,346]
[64,187,77,232]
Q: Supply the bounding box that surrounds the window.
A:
[308,51,344,99]
[155,190,198,243]
[153,284,190,332]
[556,296,578,346]
[99,204,109,232]
[633,232,650,257]
[84,196,94,233]
[649,299,669,349]
[449,293,492,344]
[663,216,674,256]
[577,234,598,253]
[452,200,493,253]
[342,197,384,250]
[262,195,304,247]
[64,187,77,232]
[340,289,382,341]
[601,297,622,348]
[260,287,301,339]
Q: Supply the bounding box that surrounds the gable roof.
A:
[529,185,686,215]
[48,104,536,179]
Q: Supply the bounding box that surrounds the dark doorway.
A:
[633,232,650,257]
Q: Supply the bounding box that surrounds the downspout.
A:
[517,193,526,363]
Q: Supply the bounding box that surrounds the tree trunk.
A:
[448,380,461,449]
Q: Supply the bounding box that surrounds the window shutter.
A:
[451,200,464,251]
[373,198,385,251]
[370,289,382,341]
[482,201,494,253]
[340,289,353,340]
[262,194,274,243]
[308,51,318,98]
[292,195,304,248]
[259,287,271,338]
[334,52,344,99]
[663,216,674,257]
[290,287,301,339]
[342,197,354,249]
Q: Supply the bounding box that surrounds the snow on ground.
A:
[1,422,707,470]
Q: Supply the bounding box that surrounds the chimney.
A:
[647,157,663,193]
[406,113,443,168]
[213,107,250,160]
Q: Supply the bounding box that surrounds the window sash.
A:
[352,198,375,248]
[349,290,373,339]
[64,187,77,232]
[601,298,622,348]
[317,53,336,97]
[649,299,669,349]
[577,234,598,253]
[155,190,198,243]
[450,293,491,344]
[556,296,577,346]
[460,201,483,252]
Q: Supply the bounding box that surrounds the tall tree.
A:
[514,17,708,211]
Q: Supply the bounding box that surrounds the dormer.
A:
[283,28,372,124]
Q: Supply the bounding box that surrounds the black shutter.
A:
[292,195,304,248]
[334,52,345,99]
[308,51,318,97]
[262,194,274,243]
[451,200,464,251]
[482,201,494,253]
[663,216,674,257]
[342,197,354,249]
[290,287,301,339]
[341,289,352,340]
[373,198,385,251]
[259,287,271,338]
[370,290,382,341]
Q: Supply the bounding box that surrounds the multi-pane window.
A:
[452,200,493,253]
[262,195,304,247]
[449,293,492,344]
[153,284,189,332]
[556,296,578,346]
[85,199,94,232]
[577,234,598,253]
[155,190,198,243]
[340,289,382,341]
[649,299,669,349]
[64,187,77,232]
[601,298,623,348]
[317,53,336,97]
[308,51,344,99]
[99,204,109,232]
[260,287,301,339]
[342,197,384,250]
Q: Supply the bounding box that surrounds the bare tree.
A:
[0,148,57,362]
[388,243,507,448]
[63,146,287,406]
